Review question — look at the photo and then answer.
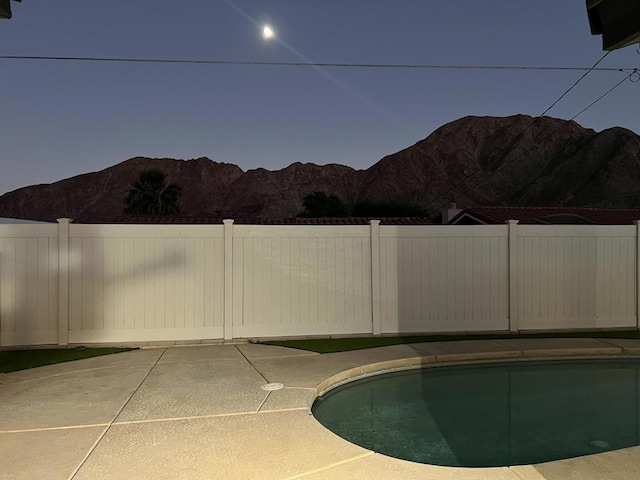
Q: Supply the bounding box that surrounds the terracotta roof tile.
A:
[108,216,431,225]
[451,206,640,225]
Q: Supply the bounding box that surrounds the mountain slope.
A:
[1,115,639,222]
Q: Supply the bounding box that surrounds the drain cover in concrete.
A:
[261,383,284,391]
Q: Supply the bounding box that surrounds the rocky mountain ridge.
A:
[1,114,639,222]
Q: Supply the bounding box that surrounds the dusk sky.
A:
[1,0,639,195]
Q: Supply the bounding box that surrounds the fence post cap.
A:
[56,218,73,224]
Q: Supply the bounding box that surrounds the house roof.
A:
[0,217,51,224]
[450,206,640,225]
[0,0,21,20]
[586,0,640,50]
[108,216,431,226]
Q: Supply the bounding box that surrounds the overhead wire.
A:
[438,68,637,209]
[538,51,611,117]
[0,54,635,73]
[424,51,613,209]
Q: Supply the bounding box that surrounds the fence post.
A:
[507,220,519,333]
[370,220,381,335]
[633,220,640,330]
[223,219,234,341]
[57,218,72,346]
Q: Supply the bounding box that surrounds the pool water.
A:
[312,359,640,467]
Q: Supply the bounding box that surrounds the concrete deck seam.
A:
[433,353,521,363]
[594,338,618,346]
[596,338,636,351]
[491,338,625,356]
[246,353,321,360]
[258,407,309,414]
[255,391,271,413]
[509,466,546,480]
[234,344,270,383]
[0,423,110,434]
[65,425,111,480]
[67,347,168,480]
[508,467,529,480]
[280,452,374,480]
[107,407,310,427]
[0,365,143,386]
[113,411,257,426]
[488,339,528,353]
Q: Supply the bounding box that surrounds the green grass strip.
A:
[261,330,640,354]
[0,347,133,373]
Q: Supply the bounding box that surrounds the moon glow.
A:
[263,25,275,39]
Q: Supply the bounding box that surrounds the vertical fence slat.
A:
[370,220,381,335]
[57,219,71,345]
[223,220,234,340]
[508,220,519,332]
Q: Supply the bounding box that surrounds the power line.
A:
[440,69,636,209]
[425,51,612,209]
[539,51,610,117]
[570,73,633,118]
[0,54,635,73]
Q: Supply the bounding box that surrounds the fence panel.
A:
[379,225,510,333]
[517,226,637,330]
[2,222,639,347]
[68,225,225,343]
[0,225,59,346]
[232,225,373,337]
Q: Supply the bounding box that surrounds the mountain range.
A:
[1,114,639,223]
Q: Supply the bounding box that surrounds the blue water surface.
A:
[312,359,640,467]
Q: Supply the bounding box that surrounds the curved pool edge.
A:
[311,337,637,402]
[305,338,640,477]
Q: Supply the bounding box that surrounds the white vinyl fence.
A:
[67,224,225,344]
[0,220,638,346]
[0,224,59,346]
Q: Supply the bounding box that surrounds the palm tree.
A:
[298,191,349,217]
[124,169,182,215]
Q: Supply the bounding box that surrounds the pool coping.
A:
[313,337,639,400]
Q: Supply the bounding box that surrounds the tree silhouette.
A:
[351,201,427,218]
[298,192,349,218]
[124,169,181,215]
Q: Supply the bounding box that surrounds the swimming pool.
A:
[312,359,640,467]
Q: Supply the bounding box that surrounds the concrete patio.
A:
[2,338,640,480]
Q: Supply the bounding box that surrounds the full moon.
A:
[262,25,275,39]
